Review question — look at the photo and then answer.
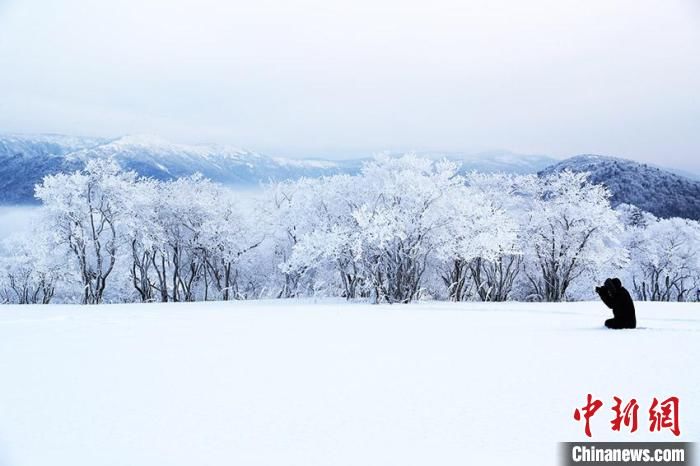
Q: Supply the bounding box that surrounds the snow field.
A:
[0,300,697,466]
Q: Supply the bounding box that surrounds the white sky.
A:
[0,0,699,168]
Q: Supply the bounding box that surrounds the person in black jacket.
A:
[596,278,636,329]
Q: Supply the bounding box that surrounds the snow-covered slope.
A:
[63,135,360,184]
[0,134,363,204]
[0,300,696,466]
[0,134,103,204]
[3,135,699,221]
[540,154,700,220]
[0,134,556,205]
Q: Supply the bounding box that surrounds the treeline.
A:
[1,155,699,304]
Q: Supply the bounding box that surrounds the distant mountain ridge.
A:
[1,135,698,220]
[0,134,365,204]
[539,154,700,220]
[0,134,558,204]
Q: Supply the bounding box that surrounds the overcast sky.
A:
[0,0,698,168]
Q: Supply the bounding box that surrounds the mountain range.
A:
[0,134,557,203]
[0,134,359,203]
[540,154,700,220]
[1,134,698,220]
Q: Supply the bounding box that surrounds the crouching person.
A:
[595,278,636,329]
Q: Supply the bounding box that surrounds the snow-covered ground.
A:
[0,300,697,466]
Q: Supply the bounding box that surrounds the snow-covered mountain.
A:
[3,135,698,219]
[0,134,365,204]
[0,134,556,204]
[540,154,700,220]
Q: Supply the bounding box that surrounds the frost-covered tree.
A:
[198,191,265,301]
[0,233,62,304]
[10,152,699,306]
[341,155,462,303]
[458,173,530,301]
[431,184,518,301]
[278,175,367,298]
[279,155,466,303]
[122,178,163,302]
[265,178,328,298]
[124,176,264,302]
[523,170,625,302]
[35,159,137,304]
[626,217,700,302]
[152,176,214,302]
